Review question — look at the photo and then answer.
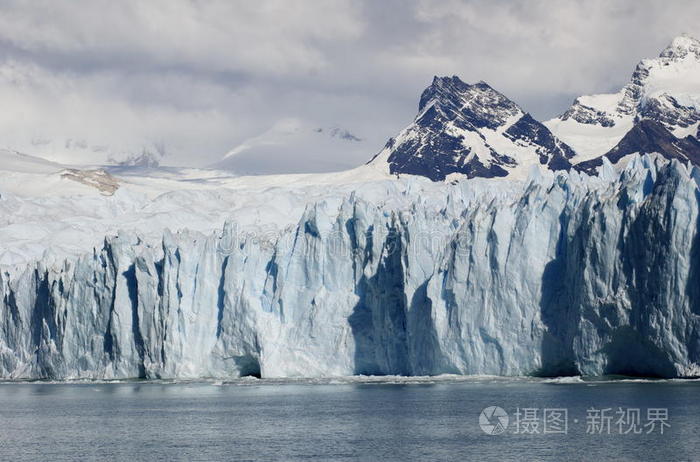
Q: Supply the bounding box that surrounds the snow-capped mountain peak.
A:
[546,35,700,164]
[659,33,700,61]
[369,75,574,181]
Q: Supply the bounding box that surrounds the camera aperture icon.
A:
[479,406,509,435]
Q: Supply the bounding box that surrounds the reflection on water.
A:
[0,378,698,461]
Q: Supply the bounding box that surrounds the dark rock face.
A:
[640,95,700,131]
[373,76,575,181]
[379,133,511,182]
[560,100,616,127]
[576,120,700,174]
[417,78,520,129]
[616,61,651,117]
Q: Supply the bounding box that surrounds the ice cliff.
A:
[2,155,700,379]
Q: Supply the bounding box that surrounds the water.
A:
[0,377,699,461]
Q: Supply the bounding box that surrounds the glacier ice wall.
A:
[2,156,700,379]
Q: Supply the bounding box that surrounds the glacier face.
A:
[2,156,700,379]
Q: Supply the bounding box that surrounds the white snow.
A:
[0,148,402,266]
[576,91,624,113]
[544,116,634,161]
[673,121,700,138]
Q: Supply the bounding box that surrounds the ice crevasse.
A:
[1,155,700,379]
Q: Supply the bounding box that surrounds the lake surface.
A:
[0,376,698,461]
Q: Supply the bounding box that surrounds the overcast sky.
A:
[0,0,698,171]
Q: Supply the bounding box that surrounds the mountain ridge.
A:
[368,76,575,181]
[546,34,700,169]
[369,34,700,182]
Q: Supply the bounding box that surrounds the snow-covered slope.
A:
[546,34,700,163]
[0,149,117,198]
[0,147,393,267]
[0,149,65,175]
[213,118,369,174]
[2,156,700,379]
[369,76,575,181]
[6,138,167,167]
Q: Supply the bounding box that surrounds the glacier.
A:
[1,154,700,380]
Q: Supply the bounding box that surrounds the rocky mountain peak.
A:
[548,34,700,166]
[616,35,700,117]
[659,34,700,61]
[369,76,574,181]
[557,35,700,130]
[417,76,522,130]
[545,34,700,175]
